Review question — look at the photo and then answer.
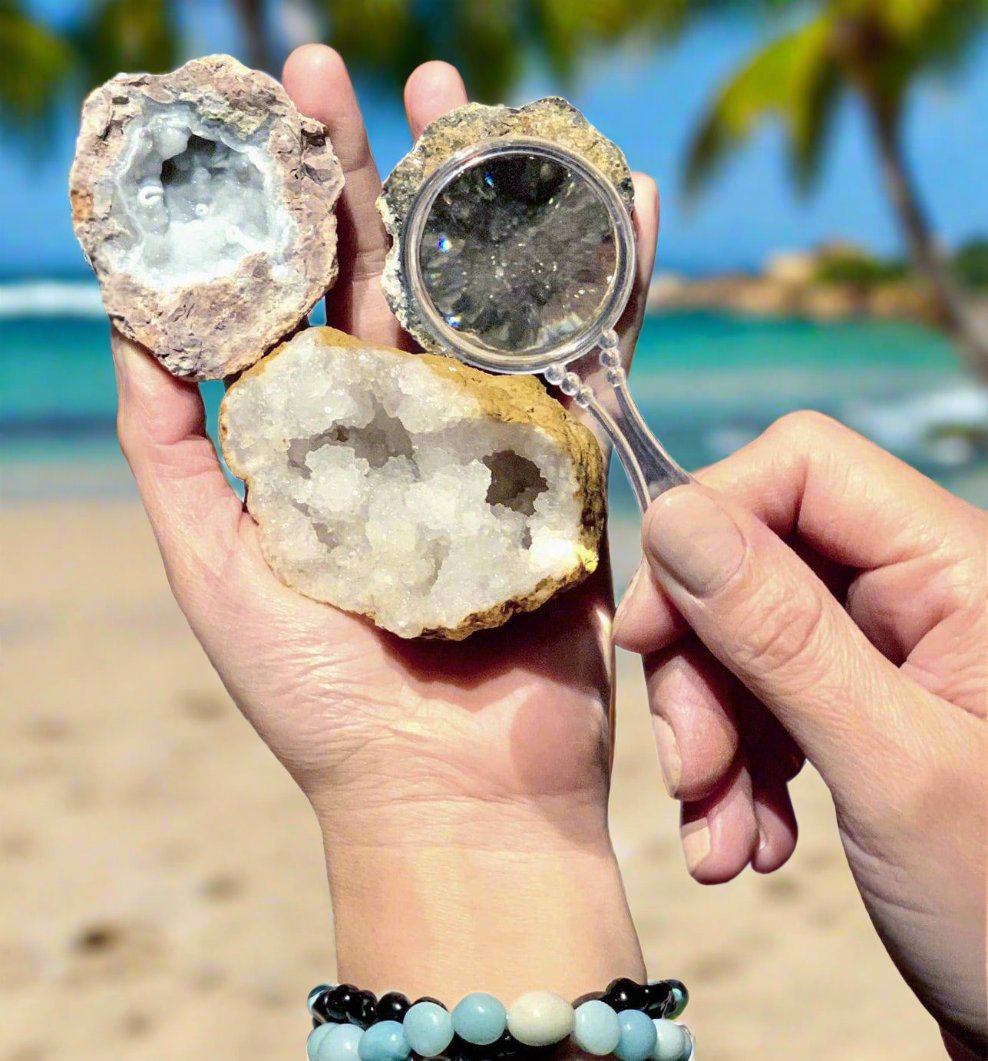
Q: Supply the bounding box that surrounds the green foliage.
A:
[814,248,908,288]
[0,0,72,132]
[322,0,695,101]
[0,0,178,146]
[686,0,988,193]
[953,237,988,290]
[685,16,841,194]
[71,0,179,90]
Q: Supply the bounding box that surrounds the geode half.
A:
[69,54,344,380]
[220,327,605,640]
[377,96,634,354]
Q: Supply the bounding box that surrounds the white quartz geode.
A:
[69,54,344,380]
[220,328,606,639]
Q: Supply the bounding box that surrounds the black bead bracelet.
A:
[310,978,688,1032]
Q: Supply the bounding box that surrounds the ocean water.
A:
[2,294,986,510]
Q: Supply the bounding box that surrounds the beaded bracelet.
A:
[306,978,694,1061]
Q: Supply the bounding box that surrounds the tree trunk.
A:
[866,97,988,383]
[230,0,276,73]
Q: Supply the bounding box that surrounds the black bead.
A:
[376,991,411,1022]
[413,995,448,1010]
[318,983,357,1023]
[489,1030,524,1058]
[344,988,378,1028]
[603,976,647,1012]
[447,1034,481,1061]
[516,1047,559,1061]
[571,990,604,1007]
[665,979,689,1016]
[642,980,673,1017]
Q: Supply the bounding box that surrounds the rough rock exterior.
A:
[219,327,606,640]
[377,96,634,353]
[69,54,343,380]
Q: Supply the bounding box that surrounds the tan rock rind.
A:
[377,96,634,354]
[219,327,606,640]
[69,54,344,381]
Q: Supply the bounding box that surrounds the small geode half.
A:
[377,96,634,354]
[69,54,344,380]
[220,327,605,640]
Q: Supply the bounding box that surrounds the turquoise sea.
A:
[2,289,986,511]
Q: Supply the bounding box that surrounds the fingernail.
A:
[681,819,711,875]
[612,562,645,636]
[644,486,746,597]
[652,715,682,798]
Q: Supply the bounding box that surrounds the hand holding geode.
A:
[69,54,343,380]
[220,327,605,640]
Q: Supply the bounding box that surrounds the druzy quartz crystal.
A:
[220,327,605,640]
[419,155,617,355]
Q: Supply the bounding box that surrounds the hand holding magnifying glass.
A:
[378,99,691,510]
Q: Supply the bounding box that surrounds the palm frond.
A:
[72,0,179,89]
[684,14,841,197]
[0,0,73,134]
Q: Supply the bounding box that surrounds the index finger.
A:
[282,45,398,343]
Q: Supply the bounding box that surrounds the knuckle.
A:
[766,409,844,449]
[734,578,830,681]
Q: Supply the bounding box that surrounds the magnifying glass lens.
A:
[418,154,619,358]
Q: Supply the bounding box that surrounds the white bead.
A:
[575,384,594,408]
[506,991,575,1046]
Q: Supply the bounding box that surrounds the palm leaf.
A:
[71,0,179,90]
[0,0,73,134]
[684,14,842,196]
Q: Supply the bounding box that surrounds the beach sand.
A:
[0,495,945,1060]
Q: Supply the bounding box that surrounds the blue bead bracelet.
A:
[306,978,694,1061]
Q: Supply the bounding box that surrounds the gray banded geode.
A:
[377,97,634,359]
[219,327,605,640]
[69,54,344,380]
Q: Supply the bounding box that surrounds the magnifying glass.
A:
[386,135,691,511]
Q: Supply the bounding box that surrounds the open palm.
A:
[111,46,660,848]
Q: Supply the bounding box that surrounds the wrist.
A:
[317,798,643,1001]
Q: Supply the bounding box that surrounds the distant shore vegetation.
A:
[649,237,988,328]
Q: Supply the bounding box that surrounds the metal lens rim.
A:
[402,137,636,374]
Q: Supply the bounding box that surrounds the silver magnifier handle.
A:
[549,339,691,512]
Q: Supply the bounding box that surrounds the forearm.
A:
[319,802,643,1000]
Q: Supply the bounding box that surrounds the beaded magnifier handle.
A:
[544,329,691,512]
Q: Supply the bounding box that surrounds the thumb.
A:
[623,483,936,806]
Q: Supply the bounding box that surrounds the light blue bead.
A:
[573,999,621,1056]
[651,1019,689,1061]
[307,1023,336,1061]
[451,992,507,1045]
[315,1023,364,1061]
[358,1020,411,1061]
[403,1001,454,1057]
[615,1009,658,1061]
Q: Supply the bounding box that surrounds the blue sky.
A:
[4,2,987,277]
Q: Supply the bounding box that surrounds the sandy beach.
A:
[0,492,946,1060]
